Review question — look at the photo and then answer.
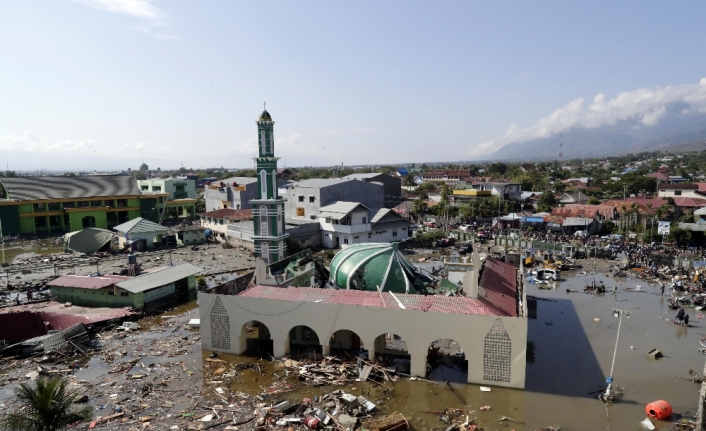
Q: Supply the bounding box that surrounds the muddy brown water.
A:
[205,270,706,431]
[0,240,65,264]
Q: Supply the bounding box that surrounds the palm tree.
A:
[0,376,92,431]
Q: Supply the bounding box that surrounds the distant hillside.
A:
[478,105,706,161]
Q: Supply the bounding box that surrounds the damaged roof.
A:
[63,227,116,254]
[116,263,203,293]
[113,217,168,234]
[47,274,129,290]
[0,175,140,201]
[238,285,510,316]
[478,257,518,317]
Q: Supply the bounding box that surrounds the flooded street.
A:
[0,257,702,430]
[0,239,65,264]
[204,261,706,431]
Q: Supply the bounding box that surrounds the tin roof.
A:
[115,263,203,293]
[478,257,518,317]
[237,285,508,316]
[318,201,370,218]
[63,227,116,254]
[47,274,129,290]
[0,175,140,201]
[113,217,168,234]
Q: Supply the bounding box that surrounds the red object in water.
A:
[646,400,672,420]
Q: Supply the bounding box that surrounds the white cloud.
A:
[0,131,95,153]
[70,0,177,40]
[475,77,706,154]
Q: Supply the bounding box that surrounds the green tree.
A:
[536,193,558,213]
[402,175,416,187]
[412,198,428,215]
[0,376,92,431]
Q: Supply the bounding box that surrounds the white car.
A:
[536,269,560,281]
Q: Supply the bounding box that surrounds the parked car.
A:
[536,268,560,281]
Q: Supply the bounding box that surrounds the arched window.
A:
[260,170,267,198]
[261,242,269,264]
[260,206,268,236]
[272,171,277,198]
[277,204,283,234]
[270,132,275,154]
[260,131,266,155]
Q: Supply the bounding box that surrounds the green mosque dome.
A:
[259,109,273,121]
[329,243,428,294]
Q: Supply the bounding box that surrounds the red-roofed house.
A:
[199,254,528,388]
[646,171,670,184]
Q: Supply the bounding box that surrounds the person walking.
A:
[661,283,665,296]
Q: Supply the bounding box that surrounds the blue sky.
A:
[2,1,706,171]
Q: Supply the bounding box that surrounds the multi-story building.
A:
[342,173,402,198]
[137,178,197,218]
[204,177,258,211]
[285,178,385,222]
[0,175,168,235]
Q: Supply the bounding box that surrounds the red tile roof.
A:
[237,285,509,316]
[646,172,670,181]
[551,204,615,219]
[672,197,706,208]
[199,208,253,220]
[478,257,518,317]
[47,275,129,290]
[696,183,706,192]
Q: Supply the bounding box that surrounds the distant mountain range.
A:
[477,104,706,161]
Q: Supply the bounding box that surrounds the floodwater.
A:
[0,239,65,264]
[204,265,706,431]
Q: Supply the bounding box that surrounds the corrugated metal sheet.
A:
[0,175,140,201]
[113,217,168,234]
[294,178,350,188]
[116,263,203,293]
[64,227,116,254]
[318,201,370,217]
[47,274,129,290]
[237,285,507,316]
[478,257,518,317]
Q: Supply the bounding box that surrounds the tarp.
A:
[694,261,706,268]
[522,217,545,223]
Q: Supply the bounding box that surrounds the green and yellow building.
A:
[0,175,172,235]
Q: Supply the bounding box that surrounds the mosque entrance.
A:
[289,325,321,358]
[330,329,366,359]
[427,338,468,383]
[374,333,411,374]
[242,320,273,357]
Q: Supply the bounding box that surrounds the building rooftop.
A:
[63,228,116,254]
[659,183,698,190]
[318,201,370,218]
[343,173,387,180]
[293,178,351,188]
[237,285,509,316]
[113,217,169,235]
[115,263,203,294]
[478,257,518,317]
[0,175,140,201]
[329,243,424,294]
[47,274,130,290]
